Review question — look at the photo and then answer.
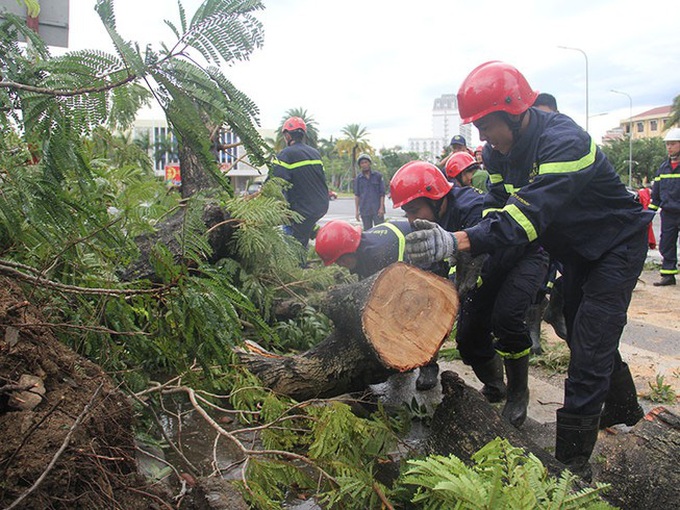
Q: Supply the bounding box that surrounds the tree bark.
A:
[427,370,567,477]
[240,263,459,401]
[594,406,680,509]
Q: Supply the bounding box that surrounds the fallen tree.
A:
[239,263,459,401]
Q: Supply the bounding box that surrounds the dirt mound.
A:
[0,277,166,509]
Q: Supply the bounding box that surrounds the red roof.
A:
[632,105,672,120]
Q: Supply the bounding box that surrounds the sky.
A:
[64,0,679,149]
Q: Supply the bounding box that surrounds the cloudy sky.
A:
[66,0,679,148]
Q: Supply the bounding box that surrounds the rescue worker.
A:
[391,161,549,427]
[649,127,680,286]
[444,151,480,188]
[404,61,652,477]
[471,144,490,191]
[314,219,441,390]
[272,117,329,255]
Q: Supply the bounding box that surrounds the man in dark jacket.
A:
[354,153,386,230]
[649,127,680,286]
[272,117,329,252]
[391,161,548,428]
[405,61,652,478]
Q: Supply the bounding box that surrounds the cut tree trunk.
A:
[239,263,459,401]
[427,370,567,477]
[118,203,236,282]
[593,406,680,509]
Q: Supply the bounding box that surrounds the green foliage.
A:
[646,374,678,404]
[272,306,333,352]
[531,339,570,373]
[401,438,615,509]
[600,136,667,187]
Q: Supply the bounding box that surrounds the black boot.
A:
[543,280,568,340]
[471,355,507,403]
[653,274,676,286]
[502,355,530,428]
[555,409,600,481]
[526,300,547,354]
[600,362,644,429]
[415,362,439,391]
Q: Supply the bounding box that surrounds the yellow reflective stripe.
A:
[496,348,531,359]
[503,204,538,241]
[538,139,596,175]
[658,174,680,179]
[489,173,504,184]
[273,158,323,170]
[653,176,661,182]
[505,184,518,194]
[482,207,503,218]
[448,266,482,287]
[660,269,679,275]
[649,203,659,211]
[380,222,406,261]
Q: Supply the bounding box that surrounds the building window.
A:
[650,120,658,131]
[636,122,644,133]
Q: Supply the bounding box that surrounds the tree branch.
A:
[0,74,137,97]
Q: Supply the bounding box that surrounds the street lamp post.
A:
[558,45,589,132]
[611,89,633,187]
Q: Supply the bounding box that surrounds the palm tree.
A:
[275,108,319,150]
[336,123,371,179]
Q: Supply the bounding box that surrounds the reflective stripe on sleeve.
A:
[502,204,538,241]
[380,222,406,261]
[538,139,596,175]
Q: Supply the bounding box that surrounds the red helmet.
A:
[474,145,485,155]
[282,116,307,133]
[457,61,539,124]
[445,152,478,180]
[315,220,362,266]
[390,161,453,208]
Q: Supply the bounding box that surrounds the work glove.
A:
[405,219,458,265]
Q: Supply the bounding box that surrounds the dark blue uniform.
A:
[650,158,680,276]
[439,187,548,363]
[465,108,652,415]
[273,143,329,248]
[354,221,411,279]
[355,170,386,230]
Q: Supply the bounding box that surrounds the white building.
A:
[129,107,270,194]
[408,94,471,162]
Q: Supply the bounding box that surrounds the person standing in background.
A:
[354,153,386,230]
[272,117,329,254]
[650,127,680,286]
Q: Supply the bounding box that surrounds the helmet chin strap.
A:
[501,110,529,147]
[428,197,445,223]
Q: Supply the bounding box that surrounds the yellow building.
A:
[620,105,673,140]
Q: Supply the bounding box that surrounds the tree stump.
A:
[240,263,459,401]
[593,406,680,509]
[427,370,567,477]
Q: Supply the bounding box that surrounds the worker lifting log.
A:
[239,262,459,401]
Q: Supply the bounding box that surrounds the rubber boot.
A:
[555,409,600,482]
[471,355,507,403]
[653,274,676,287]
[526,300,547,354]
[599,362,645,429]
[415,362,439,391]
[501,355,530,428]
[543,283,568,340]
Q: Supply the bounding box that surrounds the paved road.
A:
[321,197,405,226]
